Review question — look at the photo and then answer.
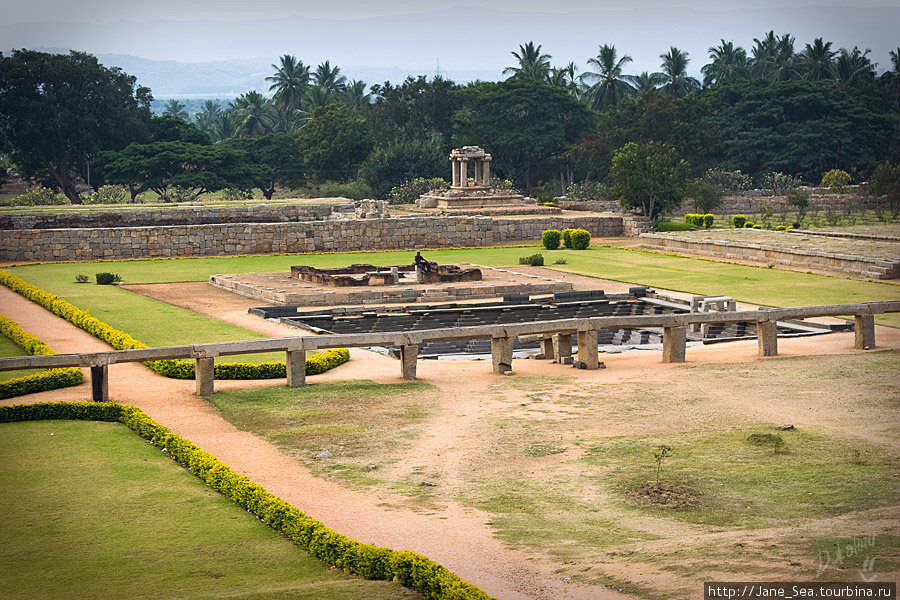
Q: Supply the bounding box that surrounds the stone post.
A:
[539,337,554,359]
[195,357,215,396]
[473,158,481,186]
[491,336,514,374]
[576,329,599,369]
[90,364,108,402]
[286,348,306,387]
[662,326,687,363]
[391,266,399,284]
[400,344,418,380]
[854,314,876,349]
[460,159,467,187]
[451,159,459,187]
[483,157,490,186]
[552,333,573,364]
[757,320,778,357]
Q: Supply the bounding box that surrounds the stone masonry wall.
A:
[0,215,631,262]
[676,192,890,216]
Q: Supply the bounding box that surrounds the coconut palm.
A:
[701,40,749,86]
[623,71,667,93]
[751,32,799,80]
[800,38,837,81]
[891,47,900,74]
[659,47,700,97]
[229,91,276,138]
[211,111,236,143]
[313,60,347,95]
[834,47,876,84]
[342,79,371,112]
[162,99,189,121]
[549,62,579,93]
[502,42,552,82]
[771,33,800,80]
[193,100,222,135]
[581,44,635,110]
[266,54,311,113]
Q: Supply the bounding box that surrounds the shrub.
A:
[743,221,756,228]
[220,187,253,202]
[84,185,129,205]
[75,274,89,284]
[686,180,722,213]
[759,172,801,196]
[684,213,701,228]
[775,225,788,231]
[489,177,521,193]
[553,258,567,265]
[95,272,122,285]
[360,140,446,199]
[684,213,714,228]
[541,229,561,250]
[731,214,747,228]
[518,253,544,266]
[702,213,715,228]
[820,169,851,193]
[561,228,575,248]
[752,224,762,229]
[388,177,449,205]
[569,229,591,250]
[786,188,810,209]
[565,181,610,202]
[703,168,752,194]
[867,161,900,198]
[13,187,68,206]
[0,314,84,399]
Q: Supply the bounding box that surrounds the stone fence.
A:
[0,215,629,262]
[676,192,890,216]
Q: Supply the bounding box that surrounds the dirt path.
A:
[4,282,900,599]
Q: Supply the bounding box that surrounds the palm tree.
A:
[162,99,189,121]
[750,30,778,78]
[229,91,276,138]
[194,100,222,135]
[751,32,799,80]
[834,47,876,84]
[659,47,700,97]
[549,62,579,93]
[342,79,371,112]
[800,38,837,81]
[211,112,236,143]
[771,33,800,80]
[502,42,552,82]
[623,71,667,93]
[701,40,749,86]
[891,47,900,74]
[266,54,311,113]
[581,44,635,110]
[313,60,347,95]
[305,85,336,110]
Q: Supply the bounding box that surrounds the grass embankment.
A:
[0,419,420,600]
[9,244,899,327]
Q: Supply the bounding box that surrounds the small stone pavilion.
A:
[418,146,524,209]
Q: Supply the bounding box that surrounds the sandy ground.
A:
[3,278,899,599]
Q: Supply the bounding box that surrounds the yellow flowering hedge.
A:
[0,314,84,399]
[0,269,349,380]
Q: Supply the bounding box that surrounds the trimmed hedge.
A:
[540,229,561,250]
[684,213,715,229]
[0,314,84,399]
[0,269,349,381]
[568,229,591,250]
[0,402,496,600]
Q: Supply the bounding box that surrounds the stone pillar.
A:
[491,336,514,374]
[90,365,108,402]
[483,157,490,186]
[400,344,418,380]
[391,266,399,284]
[286,348,306,387]
[854,314,876,349]
[552,333,573,364]
[757,321,778,357]
[539,337,554,359]
[451,159,459,187]
[195,357,215,396]
[576,329,599,369]
[459,160,467,187]
[473,158,481,186]
[662,326,687,363]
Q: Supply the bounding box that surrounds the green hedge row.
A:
[0,402,495,600]
[684,213,715,228]
[0,269,349,381]
[0,314,84,399]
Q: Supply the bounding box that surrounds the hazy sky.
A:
[3,0,895,24]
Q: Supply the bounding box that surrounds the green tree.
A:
[368,76,458,147]
[0,50,152,204]
[162,99,189,121]
[659,47,700,97]
[834,47,876,85]
[313,60,347,96]
[453,79,592,190]
[229,91,276,138]
[296,104,374,182]
[229,133,305,199]
[751,31,800,81]
[581,44,635,110]
[342,79,371,112]
[610,141,691,218]
[502,42,552,82]
[149,115,211,145]
[701,40,749,87]
[194,100,223,136]
[266,54,311,113]
[359,137,446,198]
[800,38,836,81]
[623,71,667,93]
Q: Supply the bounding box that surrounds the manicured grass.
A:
[0,333,44,382]
[0,420,420,600]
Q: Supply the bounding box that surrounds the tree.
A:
[162,99,189,121]
[800,38,836,81]
[149,115,210,145]
[229,133,305,199]
[313,60,347,95]
[296,104,374,182]
[342,79,371,112]
[97,141,253,201]
[229,91,276,138]
[659,47,700,97]
[502,42,552,82]
[701,40,749,87]
[266,54,311,113]
[549,62,579,94]
[0,50,152,203]
[581,44,635,110]
[360,137,446,198]
[623,71,666,93]
[610,141,691,219]
[369,76,458,147]
[834,47,876,85]
[194,100,223,136]
[751,31,800,81]
[453,79,592,190]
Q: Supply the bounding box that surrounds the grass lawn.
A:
[0,419,420,600]
[0,333,44,382]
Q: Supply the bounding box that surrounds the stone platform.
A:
[209,264,573,306]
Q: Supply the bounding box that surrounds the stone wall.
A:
[0,203,344,230]
[676,192,890,216]
[0,214,631,262]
